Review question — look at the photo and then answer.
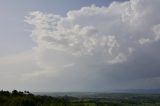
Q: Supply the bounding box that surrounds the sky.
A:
[1,0,160,92]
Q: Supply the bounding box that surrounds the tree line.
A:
[0,90,70,106]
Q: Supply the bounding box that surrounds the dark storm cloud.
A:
[101,41,160,80]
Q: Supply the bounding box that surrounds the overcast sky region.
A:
[1,0,160,92]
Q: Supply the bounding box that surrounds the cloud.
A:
[25,0,160,91]
[0,51,42,90]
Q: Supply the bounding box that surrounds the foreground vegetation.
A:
[0,90,160,106]
[0,90,70,106]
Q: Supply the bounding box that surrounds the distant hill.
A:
[114,89,160,94]
[33,89,160,98]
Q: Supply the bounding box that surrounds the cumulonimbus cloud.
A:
[25,0,160,90]
[25,0,160,65]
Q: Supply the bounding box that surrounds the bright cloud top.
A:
[25,0,160,66]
